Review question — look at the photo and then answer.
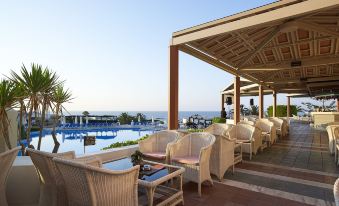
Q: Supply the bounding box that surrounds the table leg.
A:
[146,187,155,206]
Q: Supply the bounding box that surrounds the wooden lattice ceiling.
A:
[172,0,339,97]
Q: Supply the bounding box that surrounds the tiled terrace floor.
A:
[181,121,338,206]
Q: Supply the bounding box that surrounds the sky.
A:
[0,0,328,112]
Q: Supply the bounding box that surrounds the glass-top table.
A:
[103,157,185,206]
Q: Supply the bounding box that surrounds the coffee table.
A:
[103,157,185,206]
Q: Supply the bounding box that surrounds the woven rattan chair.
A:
[269,117,286,138]
[0,146,20,206]
[169,132,215,196]
[27,148,79,206]
[255,119,276,146]
[138,130,181,164]
[204,123,235,181]
[327,125,339,155]
[53,157,139,206]
[228,124,261,160]
[334,177,339,206]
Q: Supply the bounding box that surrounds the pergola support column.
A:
[273,91,277,117]
[234,76,240,124]
[287,96,291,118]
[221,94,226,118]
[168,45,179,130]
[337,98,339,112]
[259,85,264,119]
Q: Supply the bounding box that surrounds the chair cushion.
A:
[143,152,166,160]
[172,156,199,165]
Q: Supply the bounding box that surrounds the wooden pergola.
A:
[168,0,339,129]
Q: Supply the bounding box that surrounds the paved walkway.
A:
[182,121,338,206]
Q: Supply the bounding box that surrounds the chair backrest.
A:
[203,123,232,136]
[326,125,339,154]
[53,158,139,206]
[269,117,283,128]
[0,147,20,187]
[178,133,215,157]
[255,120,273,133]
[155,130,181,152]
[232,124,255,140]
[27,148,75,185]
[239,120,255,126]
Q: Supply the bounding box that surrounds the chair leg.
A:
[198,183,202,197]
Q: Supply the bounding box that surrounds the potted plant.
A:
[131,150,144,166]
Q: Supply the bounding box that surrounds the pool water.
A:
[28,128,156,155]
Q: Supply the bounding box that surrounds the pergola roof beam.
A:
[171,0,339,45]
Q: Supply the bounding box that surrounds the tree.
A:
[10,63,61,150]
[51,85,73,153]
[82,111,90,116]
[0,80,18,149]
[250,105,259,115]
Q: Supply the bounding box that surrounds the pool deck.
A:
[180,121,338,206]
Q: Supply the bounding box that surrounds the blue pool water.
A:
[28,128,156,155]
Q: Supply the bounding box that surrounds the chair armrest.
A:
[74,156,103,168]
[57,151,75,159]
[199,144,213,167]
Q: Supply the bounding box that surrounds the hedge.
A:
[267,105,298,117]
[212,117,226,123]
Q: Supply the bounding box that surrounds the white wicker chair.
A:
[204,124,235,181]
[27,149,101,206]
[269,117,286,138]
[53,157,139,206]
[0,147,20,206]
[239,119,255,126]
[169,132,215,196]
[334,177,339,206]
[228,124,262,160]
[326,125,339,155]
[255,119,276,146]
[138,130,181,164]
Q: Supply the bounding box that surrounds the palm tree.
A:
[0,79,18,149]
[51,85,72,152]
[14,82,28,152]
[10,63,60,149]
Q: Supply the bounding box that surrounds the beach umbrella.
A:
[138,115,141,123]
[80,116,83,125]
[151,116,154,124]
[86,116,89,124]
[74,116,78,124]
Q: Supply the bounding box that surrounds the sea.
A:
[68,111,220,122]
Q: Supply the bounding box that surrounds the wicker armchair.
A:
[0,147,20,206]
[239,119,255,126]
[204,124,235,181]
[228,124,262,160]
[334,177,339,206]
[255,119,276,146]
[53,157,139,206]
[169,132,215,196]
[269,117,286,138]
[326,125,339,155]
[27,148,80,206]
[138,130,181,163]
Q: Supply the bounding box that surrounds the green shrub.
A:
[212,117,226,123]
[267,105,298,117]
[102,134,149,150]
[187,128,204,133]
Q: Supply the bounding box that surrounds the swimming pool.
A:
[28,128,157,155]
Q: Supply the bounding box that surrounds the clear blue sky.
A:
[0,0,324,112]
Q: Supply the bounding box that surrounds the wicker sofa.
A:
[169,132,215,196]
[227,124,262,160]
[0,147,20,206]
[138,130,182,164]
[204,123,235,181]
